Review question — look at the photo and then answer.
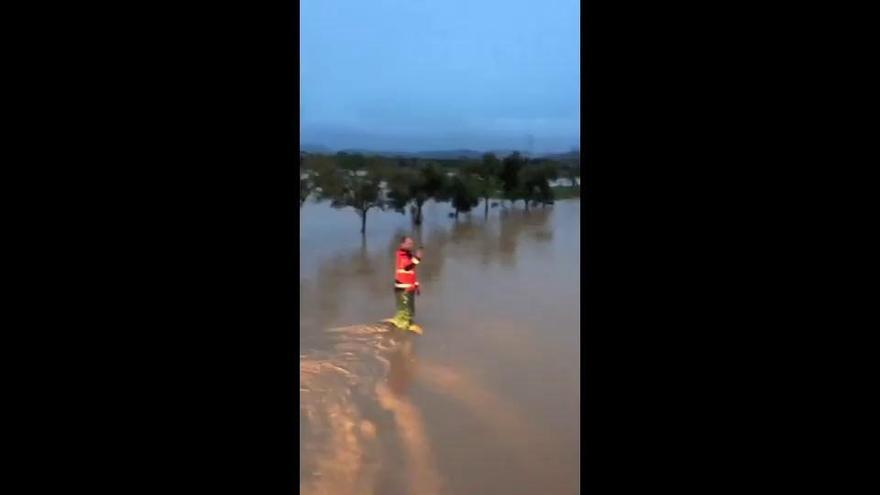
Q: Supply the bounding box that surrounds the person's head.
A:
[400,236,414,250]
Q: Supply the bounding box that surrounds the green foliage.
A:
[461,153,502,216]
[312,156,451,226]
[498,152,526,202]
[481,153,501,175]
[386,168,416,213]
[512,164,558,210]
[334,152,367,171]
[409,164,449,224]
[300,154,343,205]
[540,162,560,182]
[300,154,332,206]
[320,162,386,233]
[299,150,576,219]
[419,163,447,199]
[448,175,480,217]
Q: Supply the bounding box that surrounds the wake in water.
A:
[300,323,434,495]
[300,323,560,495]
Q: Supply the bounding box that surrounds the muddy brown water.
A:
[300,199,580,495]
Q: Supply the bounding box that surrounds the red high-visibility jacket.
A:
[394,248,420,292]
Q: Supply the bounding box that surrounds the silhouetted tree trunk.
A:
[484,196,489,218]
[360,208,367,233]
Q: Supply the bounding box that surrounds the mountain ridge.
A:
[300,145,579,160]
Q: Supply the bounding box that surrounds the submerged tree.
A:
[300,154,338,207]
[498,151,526,207]
[448,175,480,218]
[334,152,367,171]
[465,153,501,218]
[387,163,448,225]
[411,163,448,225]
[537,162,559,207]
[386,168,416,215]
[513,165,558,211]
[321,163,386,234]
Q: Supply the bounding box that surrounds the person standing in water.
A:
[385,236,423,334]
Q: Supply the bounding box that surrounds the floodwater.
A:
[299,199,580,495]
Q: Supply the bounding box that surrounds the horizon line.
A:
[299,145,580,155]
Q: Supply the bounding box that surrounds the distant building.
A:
[549,178,581,187]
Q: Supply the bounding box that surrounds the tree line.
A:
[300,151,580,233]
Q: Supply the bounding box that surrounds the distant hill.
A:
[300,143,333,153]
[335,149,485,159]
[301,146,578,160]
[541,150,580,162]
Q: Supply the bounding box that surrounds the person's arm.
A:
[413,249,424,294]
[402,250,422,271]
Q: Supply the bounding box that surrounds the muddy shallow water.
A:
[300,199,580,495]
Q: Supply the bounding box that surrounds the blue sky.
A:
[300,0,580,153]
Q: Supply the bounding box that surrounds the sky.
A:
[300,0,580,154]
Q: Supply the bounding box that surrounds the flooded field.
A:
[299,199,580,495]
